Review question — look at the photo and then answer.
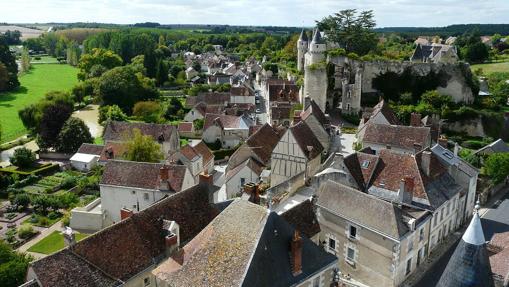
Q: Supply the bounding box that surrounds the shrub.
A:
[12,194,30,209]
[485,153,509,184]
[10,148,36,168]
[47,211,60,220]
[132,101,161,123]
[17,224,35,239]
[38,217,49,226]
[61,212,70,227]
[61,176,77,189]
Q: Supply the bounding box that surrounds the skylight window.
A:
[361,160,370,169]
[443,151,453,159]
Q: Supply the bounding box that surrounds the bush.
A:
[17,224,35,239]
[12,194,30,209]
[99,105,128,124]
[485,153,509,184]
[10,148,36,168]
[47,211,60,220]
[132,101,162,123]
[39,217,49,226]
[60,176,77,189]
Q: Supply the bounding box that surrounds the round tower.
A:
[297,29,308,72]
[303,29,328,112]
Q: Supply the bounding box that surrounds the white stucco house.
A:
[70,143,104,171]
[202,113,254,149]
[168,141,214,182]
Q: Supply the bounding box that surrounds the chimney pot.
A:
[291,230,303,276]
[421,151,432,177]
[438,136,448,148]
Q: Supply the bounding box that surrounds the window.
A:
[419,229,424,242]
[313,276,320,287]
[406,258,412,275]
[328,238,336,251]
[361,160,370,169]
[433,215,437,227]
[440,209,444,221]
[349,225,357,239]
[143,193,149,201]
[144,277,150,286]
[446,203,450,215]
[240,177,246,187]
[347,247,355,262]
[407,239,413,253]
[131,190,136,195]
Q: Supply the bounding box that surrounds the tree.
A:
[464,42,489,63]
[12,193,31,209]
[38,102,73,149]
[193,118,204,130]
[20,47,31,73]
[0,36,19,91]
[485,153,509,184]
[0,240,32,287]
[56,117,93,153]
[133,101,161,123]
[98,65,159,113]
[98,105,128,124]
[421,90,453,112]
[66,41,81,66]
[164,98,184,121]
[316,9,377,56]
[10,147,36,168]
[125,129,163,163]
[0,62,8,92]
[77,48,123,80]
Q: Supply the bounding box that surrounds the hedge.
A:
[0,163,59,177]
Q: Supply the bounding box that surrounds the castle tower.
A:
[436,202,494,287]
[303,29,328,112]
[297,29,308,72]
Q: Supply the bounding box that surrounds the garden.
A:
[27,230,89,255]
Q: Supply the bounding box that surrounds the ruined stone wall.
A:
[443,117,486,137]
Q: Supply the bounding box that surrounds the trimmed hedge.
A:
[0,163,59,177]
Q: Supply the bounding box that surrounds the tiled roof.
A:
[153,200,337,287]
[99,141,128,161]
[191,141,214,166]
[301,99,328,127]
[28,184,220,284]
[317,180,409,239]
[230,86,253,97]
[343,152,379,191]
[100,160,188,192]
[185,92,230,108]
[246,123,284,164]
[77,143,104,156]
[203,113,241,130]
[180,145,200,161]
[177,122,193,133]
[268,84,299,103]
[30,249,121,287]
[489,232,509,278]
[271,106,292,120]
[363,123,430,150]
[290,121,324,160]
[371,100,400,125]
[280,199,320,238]
[103,121,177,143]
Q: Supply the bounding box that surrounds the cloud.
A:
[0,0,508,27]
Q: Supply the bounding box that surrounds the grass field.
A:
[471,61,509,75]
[0,64,78,143]
[27,230,89,254]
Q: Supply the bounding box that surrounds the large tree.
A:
[77,48,123,80]
[125,128,163,163]
[485,152,509,184]
[56,117,93,153]
[0,36,19,91]
[316,9,378,56]
[10,147,36,168]
[0,240,32,287]
[38,102,73,149]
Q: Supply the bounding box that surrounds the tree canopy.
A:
[124,128,163,163]
[77,48,123,80]
[56,117,93,153]
[0,36,19,91]
[485,152,509,184]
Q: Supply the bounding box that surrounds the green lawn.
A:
[0,64,78,143]
[30,56,59,64]
[27,230,89,254]
[471,61,509,75]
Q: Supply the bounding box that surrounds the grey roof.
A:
[475,138,509,155]
[153,199,337,287]
[437,213,494,287]
[316,180,409,239]
[431,144,479,178]
[299,29,308,42]
[311,29,324,44]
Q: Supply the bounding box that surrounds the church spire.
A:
[436,201,494,287]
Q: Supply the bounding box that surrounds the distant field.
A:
[0,64,78,143]
[0,25,43,40]
[471,61,509,75]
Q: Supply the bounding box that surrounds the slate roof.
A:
[476,138,509,155]
[77,143,104,156]
[311,29,324,44]
[299,29,308,42]
[290,121,324,160]
[317,180,409,239]
[363,123,430,150]
[280,199,320,238]
[437,212,494,287]
[153,199,337,287]
[103,121,177,143]
[101,160,188,192]
[27,183,220,286]
[343,152,379,191]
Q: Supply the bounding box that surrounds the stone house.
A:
[230,86,255,105]
[152,199,338,287]
[103,121,179,157]
[185,66,198,80]
[356,99,401,139]
[359,123,431,155]
[202,113,254,149]
[270,121,324,187]
[225,123,284,198]
[167,141,214,182]
[410,43,459,64]
[183,102,225,122]
[300,99,331,153]
[98,160,195,226]
[176,122,195,138]
[316,180,432,287]
[270,105,292,127]
[25,174,223,287]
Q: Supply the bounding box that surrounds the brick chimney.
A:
[160,166,169,190]
[120,207,134,220]
[421,151,431,177]
[62,227,76,248]
[244,182,260,204]
[410,113,422,127]
[398,177,414,204]
[199,171,214,202]
[290,230,303,276]
[438,136,448,148]
[162,220,180,256]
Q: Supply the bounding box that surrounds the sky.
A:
[0,0,508,27]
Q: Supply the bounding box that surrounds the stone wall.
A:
[443,117,486,137]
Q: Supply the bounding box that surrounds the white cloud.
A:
[0,0,507,27]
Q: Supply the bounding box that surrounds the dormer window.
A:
[361,160,370,169]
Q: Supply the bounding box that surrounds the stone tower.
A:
[297,29,308,72]
[303,29,328,112]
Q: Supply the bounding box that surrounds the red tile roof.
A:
[203,113,241,130]
[246,123,284,164]
[177,122,193,133]
[192,141,214,166]
[489,232,509,278]
[185,92,230,108]
[103,121,178,143]
[77,143,104,156]
[268,84,299,103]
[99,142,128,161]
[363,123,430,150]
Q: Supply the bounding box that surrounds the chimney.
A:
[398,177,414,204]
[244,182,256,195]
[120,207,134,220]
[199,171,214,202]
[410,113,422,127]
[160,166,169,191]
[162,220,180,256]
[413,143,422,154]
[62,227,76,248]
[438,136,448,148]
[453,142,459,156]
[290,230,303,276]
[421,151,431,177]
